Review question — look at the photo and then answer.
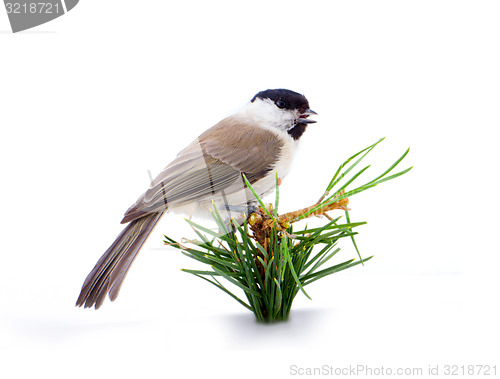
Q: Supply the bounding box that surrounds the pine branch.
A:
[165,138,412,322]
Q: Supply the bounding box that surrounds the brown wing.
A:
[121,118,282,223]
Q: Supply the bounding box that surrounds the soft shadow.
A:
[7,316,148,342]
[0,30,56,34]
[213,308,338,350]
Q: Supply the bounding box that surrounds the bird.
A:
[76,88,317,309]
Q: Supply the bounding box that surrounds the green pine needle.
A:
[164,138,411,322]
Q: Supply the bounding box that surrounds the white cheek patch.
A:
[245,98,296,131]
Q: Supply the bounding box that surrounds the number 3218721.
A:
[444,365,497,376]
[5,3,61,14]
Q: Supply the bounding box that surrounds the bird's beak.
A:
[298,109,318,124]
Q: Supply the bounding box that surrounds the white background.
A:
[1,1,499,378]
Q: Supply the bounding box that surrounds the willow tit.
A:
[76,88,317,309]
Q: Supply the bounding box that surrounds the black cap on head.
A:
[251,89,310,114]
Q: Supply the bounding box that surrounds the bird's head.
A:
[246,89,317,139]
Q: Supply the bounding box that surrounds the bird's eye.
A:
[276,100,286,109]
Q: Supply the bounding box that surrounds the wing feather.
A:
[121,118,282,223]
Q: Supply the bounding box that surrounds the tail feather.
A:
[76,212,164,309]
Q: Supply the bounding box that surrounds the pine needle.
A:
[164,138,411,322]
